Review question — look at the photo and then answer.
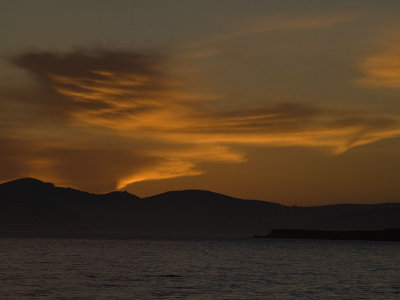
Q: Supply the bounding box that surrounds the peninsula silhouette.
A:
[255,228,400,241]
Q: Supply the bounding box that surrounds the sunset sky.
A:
[1,0,400,205]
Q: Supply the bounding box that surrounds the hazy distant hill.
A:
[1,178,400,238]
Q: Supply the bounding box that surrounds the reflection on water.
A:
[0,238,399,299]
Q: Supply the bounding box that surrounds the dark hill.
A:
[146,189,238,203]
[1,178,400,238]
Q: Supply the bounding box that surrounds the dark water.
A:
[0,238,399,299]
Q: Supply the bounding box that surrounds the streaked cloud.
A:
[357,43,400,88]
[183,11,361,52]
[1,48,400,192]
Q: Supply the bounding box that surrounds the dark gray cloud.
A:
[10,49,167,121]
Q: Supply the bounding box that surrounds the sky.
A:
[1,0,400,205]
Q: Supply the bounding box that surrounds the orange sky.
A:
[1,1,400,205]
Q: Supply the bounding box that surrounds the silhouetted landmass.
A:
[1,178,400,238]
[255,228,400,241]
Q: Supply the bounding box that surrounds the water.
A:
[0,238,399,299]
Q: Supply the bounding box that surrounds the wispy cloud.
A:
[357,43,400,88]
[1,48,400,191]
[182,11,361,53]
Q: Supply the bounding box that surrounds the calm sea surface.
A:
[0,237,399,299]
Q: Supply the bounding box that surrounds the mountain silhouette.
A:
[1,178,400,238]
